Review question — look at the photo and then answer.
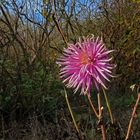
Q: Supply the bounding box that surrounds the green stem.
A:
[64,89,79,133]
[102,88,114,124]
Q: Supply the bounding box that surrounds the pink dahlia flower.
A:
[57,36,114,95]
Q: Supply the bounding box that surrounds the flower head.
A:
[57,35,114,95]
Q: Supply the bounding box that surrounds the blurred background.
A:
[0,0,140,139]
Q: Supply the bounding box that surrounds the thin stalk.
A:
[87,94,99,118]
[102,88,114,124]
[97,93,106,140]
[64,89,79,133]
[125,93,140,140]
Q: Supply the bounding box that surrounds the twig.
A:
[125,93,140,140]
[52,0,68,45]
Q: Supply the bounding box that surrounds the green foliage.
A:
[0,58,63,120]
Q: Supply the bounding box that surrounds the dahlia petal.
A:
[101,67,112,73]
[74,82,81,93]
[94,79,99,91]
[94,66,110,82]
[63,76,71,83]
[106,65,115,69]
[99,50,114,58]
[99,57,113,62]
[96,76,107,89]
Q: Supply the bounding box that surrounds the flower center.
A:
[80,52,92,64]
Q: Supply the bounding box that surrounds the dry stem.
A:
[87,94,99,118]
[97,93,106,140]
[125,93,140,140]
